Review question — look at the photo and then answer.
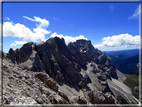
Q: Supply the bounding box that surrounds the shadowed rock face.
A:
[68,40,100,68]
[4,37,139,105]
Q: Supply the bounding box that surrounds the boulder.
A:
[85,91,118,104]
[35,72,58,91]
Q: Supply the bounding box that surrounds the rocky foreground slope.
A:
[2,37,139,105]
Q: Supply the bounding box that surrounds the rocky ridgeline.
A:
[2,37,139,105]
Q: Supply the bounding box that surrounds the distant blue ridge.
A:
[103,49,139,57]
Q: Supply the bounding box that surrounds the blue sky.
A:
[2,2,140,52]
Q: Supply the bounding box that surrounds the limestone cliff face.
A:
[3,37,139,105]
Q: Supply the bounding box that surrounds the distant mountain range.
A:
[103,49,139,57]
[103,49,139,75]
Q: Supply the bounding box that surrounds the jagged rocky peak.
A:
[68,39,109,69]
[6,42,35,64]
[68,39,101,58]
[4,37,139,105]
[5,37,118,85]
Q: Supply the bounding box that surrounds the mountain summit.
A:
[3,37,139,105]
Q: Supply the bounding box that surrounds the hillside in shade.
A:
[103,50,139,75]
[2,37,139,105]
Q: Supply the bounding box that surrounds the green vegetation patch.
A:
[124,74,139,99]
[117,94,128,104]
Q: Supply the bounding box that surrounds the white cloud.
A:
[4,16,88,46]
[128,5,140,20]
[10,43,17,46]
[51,32,88,43]
[10,41,27,46]
[23,16,49,28]
[5,17,10,20]
[3,16,51,42]
[23,16,35,22]
[33,27,50,34]
[3,49,8,53]
[94,33,140,49]
[4,49,7,51]
[51,32,64,38]
[34,16,49,28]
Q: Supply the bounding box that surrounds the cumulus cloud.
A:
[51,32,88,43]
[10,41,27,46]
[33,27,50,34]
[128,5,140,20]
[3,16,51,42]
[94,33,140,49]
[3,22,46,41]
[4,16,88,47]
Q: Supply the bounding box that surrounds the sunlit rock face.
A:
[3,37,139,105]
